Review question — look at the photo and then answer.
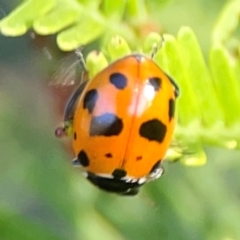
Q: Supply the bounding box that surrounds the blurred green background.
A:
[1,0,240,240]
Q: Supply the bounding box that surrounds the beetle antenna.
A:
[75,47,87,72]
[151,35,165,59]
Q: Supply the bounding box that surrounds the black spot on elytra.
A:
[105,153,112,158]
[112,169,127,179]
[148,77,162,91]
[90,113,123,136]
[139,119,167,143]
[168,98,175,121]
[78,150,90,167]
[136,156,142,161]
[110,73,127,89]
[150,160,161,174]
[83,89,98,113]
[74,132,77,140]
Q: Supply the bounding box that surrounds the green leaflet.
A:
[0,0,56,35]
[0,0,148,51]
[101,0,126,21]
[57,13,105,51]
[86,51,108,79]
[212,0,240,44]
[33,0,81,35]
[107,35,131,61]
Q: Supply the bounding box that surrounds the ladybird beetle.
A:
[56,54,179,196]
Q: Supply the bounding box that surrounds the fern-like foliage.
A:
[0,0,158,51]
